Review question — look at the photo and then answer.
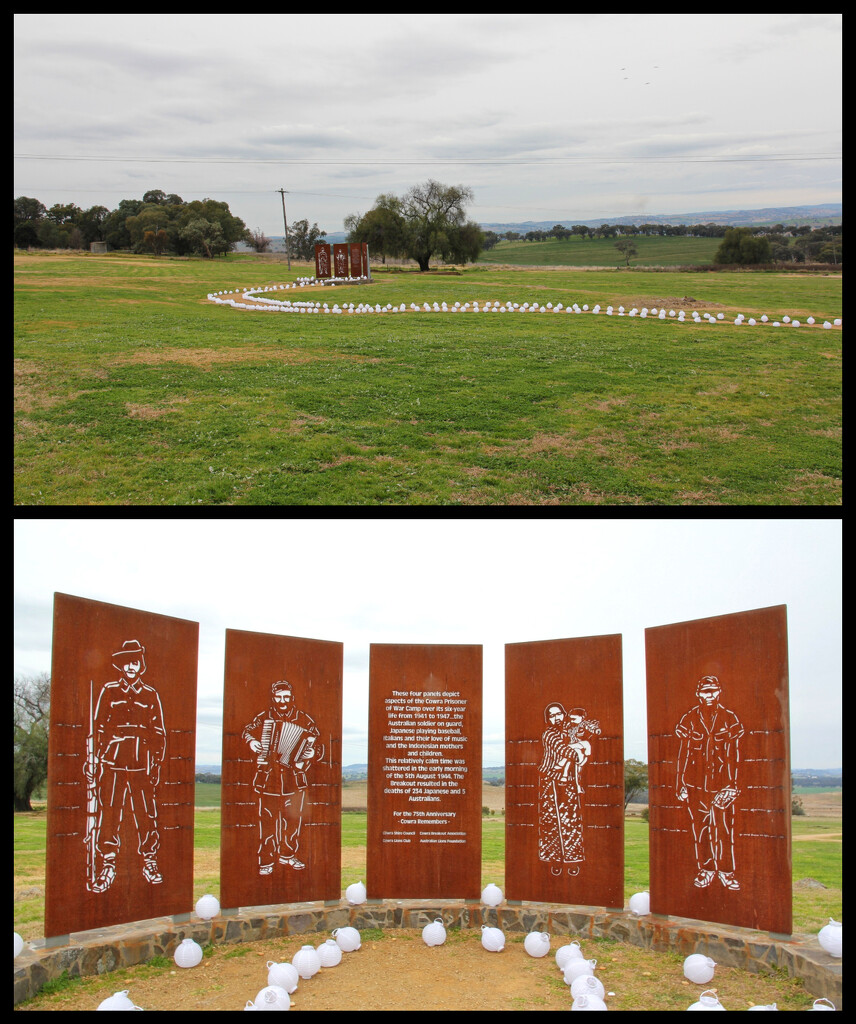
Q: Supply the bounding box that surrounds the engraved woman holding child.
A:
[538,702,600,876]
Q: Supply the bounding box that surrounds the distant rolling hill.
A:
[480,203,841,233]
[235,204,840,255]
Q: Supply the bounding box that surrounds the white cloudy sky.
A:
[14,14,841,234]
[14,519,841,771]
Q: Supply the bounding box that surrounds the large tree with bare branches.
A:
[14,674,50,812]
[346,180,483,271]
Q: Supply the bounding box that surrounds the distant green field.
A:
[480,235,721,267]
[195,781,221,806]
[14,252,841,505]
[14,809,841,940]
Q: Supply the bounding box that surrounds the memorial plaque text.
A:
[367,644,482,899]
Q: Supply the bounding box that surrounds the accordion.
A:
[253,717,317,791]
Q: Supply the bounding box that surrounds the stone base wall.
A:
[14,900,842,1007]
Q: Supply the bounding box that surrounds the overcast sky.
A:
[14,14,841,235]
[14,519,841,771]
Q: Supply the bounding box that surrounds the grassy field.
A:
[14,797,841,942]
[480,235,722,267]
[14,251,841,505]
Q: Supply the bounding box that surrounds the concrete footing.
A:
[14,900,841,1007]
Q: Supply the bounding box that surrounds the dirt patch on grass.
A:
[105,346,380,370]
[489,429,638,468]
[16,926,824,1012]
[14,359,88,414]
[111,347,316,368]
[696,382,740,397]
[285,413,329,433]
[654,296,725,309]
[591,396,631,412]
[125,398,191,420]
[699,424,747,442]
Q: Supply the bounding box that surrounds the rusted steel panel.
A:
[45,593,198,938]
[314,243,331,279]
[505,635,624,908]
[646,605,791,934]
[332,243,349,279]
[367,644,482,900]
[220,629,342,909]
[349,242,364,278]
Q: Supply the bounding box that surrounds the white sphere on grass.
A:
[422,918,447,947]
[292,944,321,979]
[195,894,220,920]
[267,960,299,992]
[317,938,343,967]
[817,919,842,958]
[481,883,503,906]
[253,985,291,1010]
[174,938,203,969]
[97,991,141,1010]
[524,931,551,958]
[629,891,650,916]
[683,953,716,984]
[332,926,361,952]
[556,941,583,970]
[571,974,606,1001]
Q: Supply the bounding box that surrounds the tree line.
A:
[13,180,484,269]
[16,186,839,266]
[482,222,842,265]
[12,675,825,815]
[14,190,248,258]
[344,180,484,271]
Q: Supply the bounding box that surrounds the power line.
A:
[14,152,842,165]
[12,186,379,200]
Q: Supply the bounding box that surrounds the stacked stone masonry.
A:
[14,900,841,1007]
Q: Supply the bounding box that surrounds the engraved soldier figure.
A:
[242,680,322,875]
[675,675,744,890]
[83,640,166,893]
[335,246,347,277]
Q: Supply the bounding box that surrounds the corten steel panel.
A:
[333,244,349,279]
[645,605,791,935]
[367,644,482,900]
[505,635,624,908]
[45,593,199,938]
[349,242,364,278]
[314,243,331,279]
[220,630,342,909]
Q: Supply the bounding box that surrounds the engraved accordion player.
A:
[253,717,319,791]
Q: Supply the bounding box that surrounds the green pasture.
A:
[14,251,841,505]
[480,235,721,267]
[14,808,841,941]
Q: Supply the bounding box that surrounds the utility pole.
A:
[278,188,291,270]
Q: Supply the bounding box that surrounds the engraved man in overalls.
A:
[675,676,744,891]
[243,680,321,875]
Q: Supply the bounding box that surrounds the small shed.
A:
[90,241,108,254]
